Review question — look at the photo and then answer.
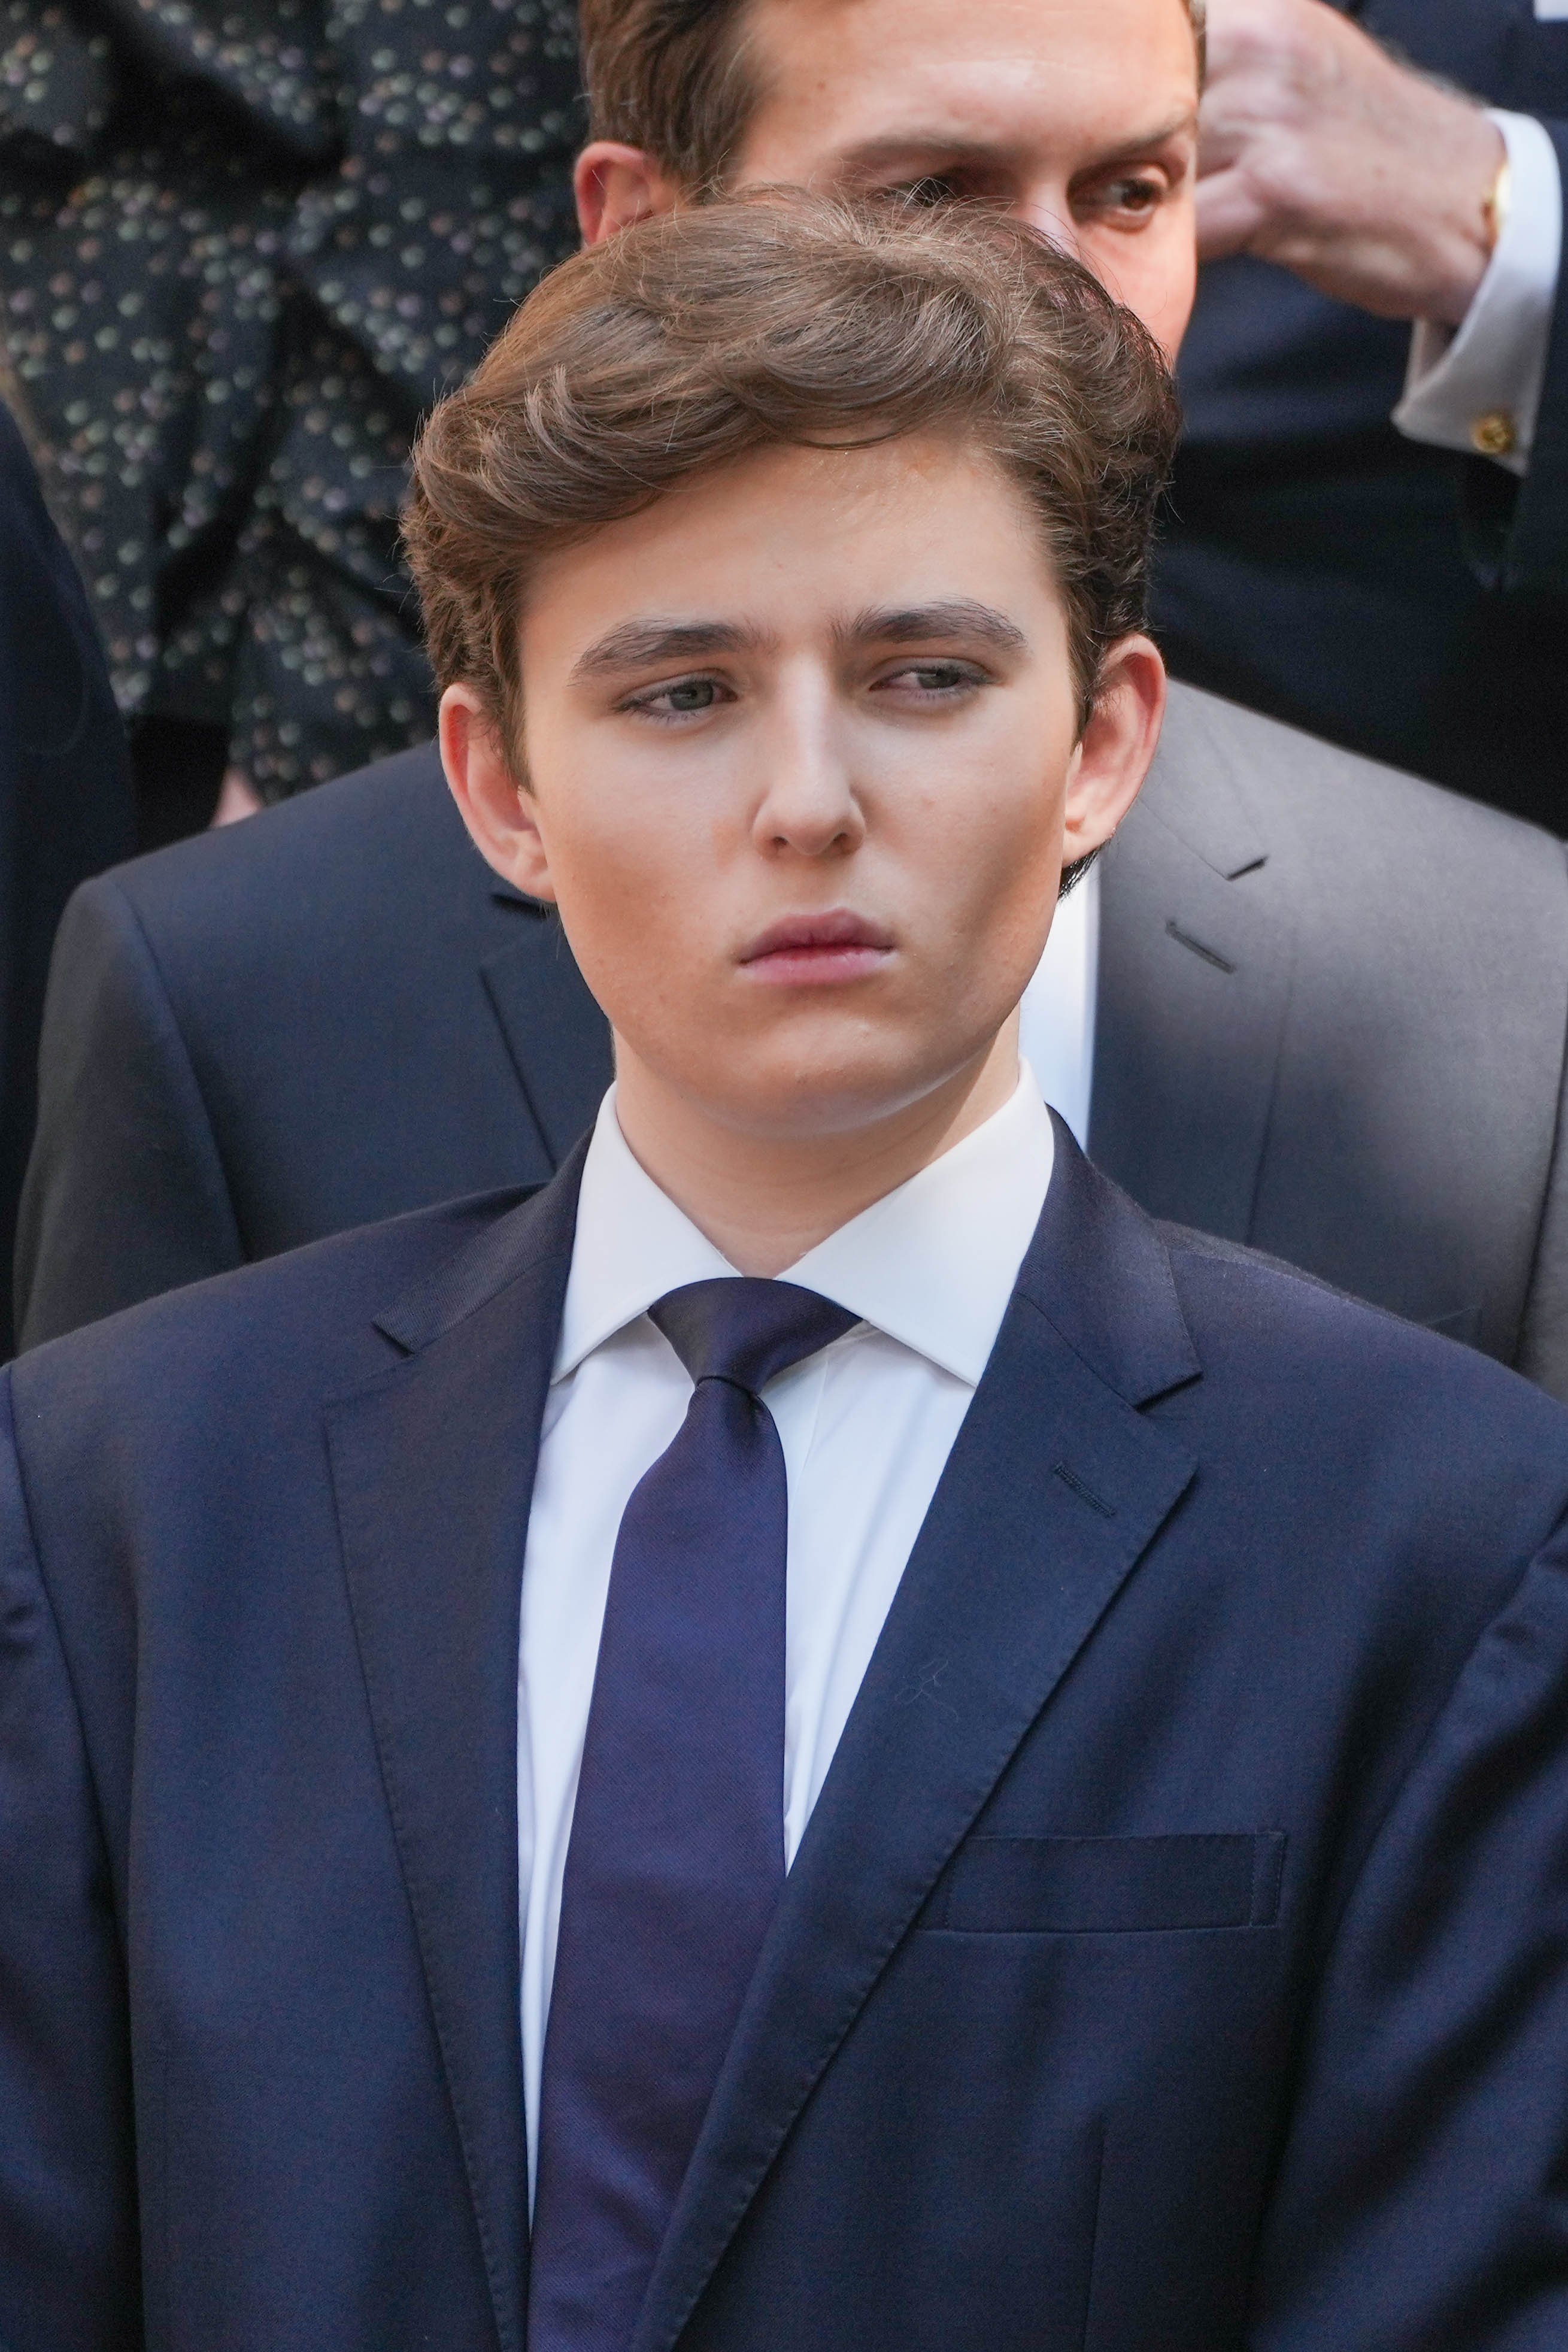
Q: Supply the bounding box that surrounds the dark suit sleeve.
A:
[1466,119,1568,599]
[0,404,134,1357]
[14,875,244,1348]
[1252,1516,1568,2346]
[0,1373,138,2346]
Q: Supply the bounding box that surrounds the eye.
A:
[622,674,735,723]
[890,173,963,208]
[1075,171,1170,229]
[872,659,990,701]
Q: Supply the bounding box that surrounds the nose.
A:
[750,677,866,862]
[1010,180,1083,264]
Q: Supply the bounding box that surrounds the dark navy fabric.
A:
[13,742,613,1344]
[1158,0,1568,825]
[530,1280,856,2352]
[0,401,133,1354]
[5,1125,1568,2347]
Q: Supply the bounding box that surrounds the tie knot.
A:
[650,1278,858,1397]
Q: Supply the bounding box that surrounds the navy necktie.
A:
[527,1277,857,2352]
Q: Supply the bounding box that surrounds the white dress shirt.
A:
[1394,108,1563,475]
[1018,861,1097,1149]
[517,1070,1056,2196]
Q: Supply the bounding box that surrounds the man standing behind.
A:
[4,198,1568,2350]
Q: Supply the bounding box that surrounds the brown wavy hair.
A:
[580,0,1206,196]
[404,192,1178,765]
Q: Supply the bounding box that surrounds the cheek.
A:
[539,788,729,1019]
[963,814,1063,945]
[876,750,1066,950]
[1135,220,1197,359]
[879,708,1069,847]
[538,805,667,963]
[1081,214,1195,360]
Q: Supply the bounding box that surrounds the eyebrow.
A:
[836,110,1200,183]
[569,619,774,681]
[837,601,1029,655]
[1076,109,1201,168]
[571,601,1027,680]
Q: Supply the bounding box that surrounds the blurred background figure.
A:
[1159,0,1568,829]
[0,379,132,1354]
[0,0,580,847]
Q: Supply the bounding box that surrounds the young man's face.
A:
[444,437,1160,1147]
[579,0,1201,357]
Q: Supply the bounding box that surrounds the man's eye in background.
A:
[1082,174,1164,222]
[888,174,963,208]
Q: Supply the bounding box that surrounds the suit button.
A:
[1470,410,1517,458]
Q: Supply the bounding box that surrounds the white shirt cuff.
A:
[1392,110,1562,477]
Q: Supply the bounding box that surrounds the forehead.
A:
[735,0,1199,176]
[520,438,1065,662]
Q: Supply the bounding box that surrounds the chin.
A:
[688,1042,981,1144]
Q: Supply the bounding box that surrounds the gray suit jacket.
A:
[16,684,1568,1398]
[1094,686,1568,1392]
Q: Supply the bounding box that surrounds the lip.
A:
[738,909,895,986]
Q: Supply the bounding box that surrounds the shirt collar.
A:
[555,1066,1055,1390]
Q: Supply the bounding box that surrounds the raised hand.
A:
[1196,0,1505,323]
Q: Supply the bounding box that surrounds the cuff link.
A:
[1470,410,1518,458]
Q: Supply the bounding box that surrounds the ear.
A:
[574,141,686,246]
[1061,634,1166,866]
[439,684,557,904]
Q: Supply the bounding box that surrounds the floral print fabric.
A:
[1,0,580,798]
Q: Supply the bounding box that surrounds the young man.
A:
[6,196,1568,2350]
[20,0,1568,1412]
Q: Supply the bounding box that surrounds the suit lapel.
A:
[632,1135,1200,2352]
[1092,741,1296,1243]
[325,1150,586,2352]
[482,905,615,1167]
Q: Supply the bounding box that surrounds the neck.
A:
[610,1021,1022,1276]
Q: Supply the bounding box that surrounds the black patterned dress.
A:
[1,0,580,814]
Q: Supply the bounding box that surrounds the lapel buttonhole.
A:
[1165,919,1237,976]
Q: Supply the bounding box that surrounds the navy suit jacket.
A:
[1157,0,1568,826]
[5,1125,1568,2348]
[0,401,133,1353]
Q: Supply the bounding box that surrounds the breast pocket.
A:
[917,1831,1286,1933]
